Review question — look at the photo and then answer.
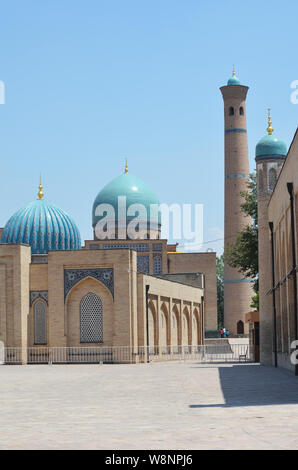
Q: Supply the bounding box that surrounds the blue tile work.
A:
[225,128,247,133]
[103,243,149,252]
[1,200,81,254]
[64,268,114,299]
[92,172,161,230]
[152,243,162,251]
[137,255,149,274]
[153,254,162,275]
[256,134,287,158]
[30,291,48,306]
[226,173,250,179]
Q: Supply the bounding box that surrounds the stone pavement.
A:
[0,362,298,449]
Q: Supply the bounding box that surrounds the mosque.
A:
[0,160,217,363]
[220,67,298,373]
[3,68,294,368]
[256,113,298,373]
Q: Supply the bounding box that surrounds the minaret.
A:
[220,68,253,335]
[256,111,287,364]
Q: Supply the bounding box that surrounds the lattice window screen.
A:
[80,293,103,343]
[34,300,47,345]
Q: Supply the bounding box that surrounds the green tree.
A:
[225,173,259,309]
[216,254,224,328]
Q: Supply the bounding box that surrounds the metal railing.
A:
[4,347,24,365]
[0,344,255,365]
[27,347,135,364]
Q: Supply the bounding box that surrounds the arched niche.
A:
[65,277,113,347]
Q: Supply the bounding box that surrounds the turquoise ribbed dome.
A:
[227,76,241,85]
[92,172,161,229]
[1,199,81,254]
[256,134,287,158]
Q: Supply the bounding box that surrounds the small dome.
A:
[1,198,81,254]
[227,66,241,86]
[256,134,287,158]
[92,171,161,230]
[255,112,287,159]
[227,75,241,86]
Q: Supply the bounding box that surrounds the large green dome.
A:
[92,171,161,232]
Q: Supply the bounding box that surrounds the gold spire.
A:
[267,108,274,135]
[232,65,236,77]
[124,159,128,174]
[37,175,44,200]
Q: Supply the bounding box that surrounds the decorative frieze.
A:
[64,268,114,299]
[30,291,48,306]
[103,243,149,252]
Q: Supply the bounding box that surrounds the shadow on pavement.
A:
[190,364,298,408]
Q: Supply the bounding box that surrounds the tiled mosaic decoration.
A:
[64,268,114,299]
[153,254,162,275]
[137,255,150,274]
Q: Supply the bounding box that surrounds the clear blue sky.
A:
[0,0,297,254]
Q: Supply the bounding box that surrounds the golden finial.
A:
[267,108,274,135]
[232,65,236,77]
[124,159,128,174]
[37,175,44,200]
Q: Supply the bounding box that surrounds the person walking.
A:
[223,327,226,338]
[226,329,229,338]
[220,328,224,338]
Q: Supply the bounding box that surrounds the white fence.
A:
[0,341,4,365]
[1,344,255,365]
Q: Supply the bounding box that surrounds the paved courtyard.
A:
[1,361,298,449]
